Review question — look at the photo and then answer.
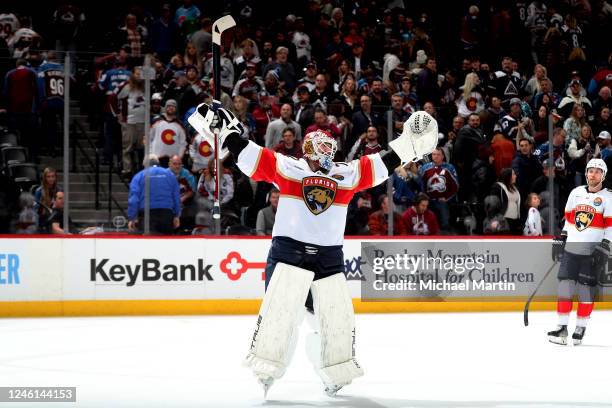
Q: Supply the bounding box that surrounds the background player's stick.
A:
[524,261,558,326]
[211,15,236,223]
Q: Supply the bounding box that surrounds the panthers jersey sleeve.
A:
[236,140,278,183]
[347,154,389,192]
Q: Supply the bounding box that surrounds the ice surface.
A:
[1,311,611,407]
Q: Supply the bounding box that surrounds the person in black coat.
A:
[416,57,441,105]
[348,94,381,150]
[512,137,543,199]
[530,159,566,215]
[453,113,486,202]
[162,71,198,119]
[294,86,315,133]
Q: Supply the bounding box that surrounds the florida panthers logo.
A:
[302,176,337,215]
[574,204,596,231]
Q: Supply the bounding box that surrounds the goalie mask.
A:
[302,131,337,171]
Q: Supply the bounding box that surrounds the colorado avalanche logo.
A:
[427,173,447,193]
[574,204,596,231]
[302,176,337,215]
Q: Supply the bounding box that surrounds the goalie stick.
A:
[211,15,236,224]
[524,261,558,326]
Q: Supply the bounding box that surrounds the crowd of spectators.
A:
[1,0,611,236]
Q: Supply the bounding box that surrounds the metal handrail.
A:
[71,119,127,220]
[71,120,100,209]
[108,162,127,221]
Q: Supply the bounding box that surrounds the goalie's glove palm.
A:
[188,101,245,159]
[389,111,438,163]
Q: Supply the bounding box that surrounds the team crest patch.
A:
[331,174,345,181]
[161,129,176,145]
[466,96,478,112]
[574,204,596,231]
[198,140,212,157]
[594,197,603,206]
[302,176,337,215]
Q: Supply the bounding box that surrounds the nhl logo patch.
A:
[594,197,603,206]
[574,204,596,231]
[302,176,337,215]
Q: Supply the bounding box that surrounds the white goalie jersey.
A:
[237,141,388,246]
[562,186,612,255]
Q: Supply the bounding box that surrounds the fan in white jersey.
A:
[7,18,40,59]
[0,12,19,41]
[548,158,612,346]
[149,100,187,162]
[523,192,542,236]
[188,102,437,397]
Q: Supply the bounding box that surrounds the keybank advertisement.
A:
[0,237,567,302]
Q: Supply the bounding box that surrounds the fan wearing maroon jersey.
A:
[2,58,37,157]
[417,147,459,231]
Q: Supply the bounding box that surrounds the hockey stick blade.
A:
[212,15,236,45]
[523,261,558,326]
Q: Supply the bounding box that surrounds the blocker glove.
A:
[592,239,611,275]
[188,101,245,160]
[551,233,567,261]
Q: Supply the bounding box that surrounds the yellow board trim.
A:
[2,299,612,317]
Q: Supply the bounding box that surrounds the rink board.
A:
[1,236,611,317]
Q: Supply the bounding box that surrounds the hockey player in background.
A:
[549,158,611,345]
[188,102,437,396]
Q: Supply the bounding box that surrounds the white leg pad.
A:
[244,263,314,380]
[318,360,364,388]
[310,273,364,387]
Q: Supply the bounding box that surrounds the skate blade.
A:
[325,385,342,397]
[548,335,567,345]
[259,378,273,399]
[573,338,583,346]
[263,383,270,398]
